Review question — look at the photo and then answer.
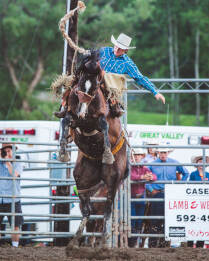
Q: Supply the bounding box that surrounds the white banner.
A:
[165,184,209,241]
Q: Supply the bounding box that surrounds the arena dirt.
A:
[0,246,209,261]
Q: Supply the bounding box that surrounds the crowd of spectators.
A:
[130,143,209,248]
[1,141,208,249]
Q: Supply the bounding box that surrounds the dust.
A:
[0,246,209,261]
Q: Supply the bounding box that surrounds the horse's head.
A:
[76,50,102,118]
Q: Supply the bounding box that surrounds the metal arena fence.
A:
[1,78,209,246]
[1,142,209,247]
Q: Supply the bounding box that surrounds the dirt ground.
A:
[0,246,209,261]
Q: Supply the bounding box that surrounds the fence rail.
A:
[1,78,209,246]
[1,140,209,245]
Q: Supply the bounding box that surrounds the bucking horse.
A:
[56,1,129,247]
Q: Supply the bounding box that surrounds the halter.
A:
[76,89,95,104]
[75,66,103,105]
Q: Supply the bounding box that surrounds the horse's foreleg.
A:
[99,169,118,248]
[68,216,89,248]
[99,115,114,165]
[79,193,91,218]
[98,215,112,248]
[69,193,91,247]
[101,165,118,220]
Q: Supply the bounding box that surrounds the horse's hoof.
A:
[58,151,70,162]
[102,147,115,164]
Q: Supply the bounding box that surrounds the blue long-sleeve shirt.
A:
[146,157,189,192]
[189,170,209,181]
[0,162,22,203]
[99,47,158,96]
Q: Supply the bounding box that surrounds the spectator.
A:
[0,144,23,247]
[129,148,157,248]
[141,142,158,164]
[190,155,209,181]
[146,147,189,248]
[187,155,209,248]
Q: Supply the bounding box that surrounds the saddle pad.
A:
[104,73,126,90]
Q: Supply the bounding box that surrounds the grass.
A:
[127,109,206,126]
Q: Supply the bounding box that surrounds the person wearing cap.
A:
[99,33,165,109]
[141,142,158,164]
[0,144,23,247]
[146,146,189,247]
[190,155,209,181]
[129,148,157,247]
[187,155,209,248]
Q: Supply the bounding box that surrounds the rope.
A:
[51,2,86,100]
[71,49,77,75]
[59,1,89,55]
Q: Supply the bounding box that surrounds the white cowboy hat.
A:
[157,147,171,153]
[133,148,146,155]
[0,143,18,150]
[191,155,209,163]
[144,142,159,152]
[111,33,136,50]
[157,142,174,153]
[145,142,159,145]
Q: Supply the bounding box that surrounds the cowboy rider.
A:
[54,33,165,118]
[100,33,165,104]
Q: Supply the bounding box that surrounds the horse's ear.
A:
[76,53,89,75]
[91,49,100,62]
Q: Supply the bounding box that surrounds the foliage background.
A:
[0,0,208,125]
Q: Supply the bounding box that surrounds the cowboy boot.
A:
[54,106,68,118]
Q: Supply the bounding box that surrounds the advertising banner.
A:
[165,184,209,241]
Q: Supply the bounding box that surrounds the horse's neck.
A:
[87,88,109,118]
[107,116,123,146]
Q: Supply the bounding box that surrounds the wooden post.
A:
[66,0,78,75]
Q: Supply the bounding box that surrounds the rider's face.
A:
[114,46,127,57]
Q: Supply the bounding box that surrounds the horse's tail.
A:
[59,1,89,55]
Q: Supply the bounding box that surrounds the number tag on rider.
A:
[165,184,209,241]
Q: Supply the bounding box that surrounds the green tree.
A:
[0,0,65,119]
[0,0,209,124]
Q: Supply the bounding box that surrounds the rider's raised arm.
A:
[125,57,158,96]
[125,58,165,104]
